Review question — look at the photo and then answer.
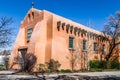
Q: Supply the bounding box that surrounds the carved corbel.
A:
[90,32,93,38]
[84,30,87,35]
[62,23,65,30]
[78,28,81,36]
[66,24,70,33]
[57,21,61,31]
[94,34,97,38]
[92,33,95,39]
[70,26,73,34]
[98,35,102,41]
[74,27,78,35]
[81,29,84,35]
[81,29,86,35]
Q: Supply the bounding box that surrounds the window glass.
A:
[27,28,33,42]
[102,44,105,54]
[94,42,97,51]
[83,40,86,51]
[69,37,74,49]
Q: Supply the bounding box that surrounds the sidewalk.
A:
[0,71,120,79]
[73,71,120,77]
[0,70,18,75]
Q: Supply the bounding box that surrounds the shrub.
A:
[60,69,72,73]
[90,60,120,70]
[90,60,100,69]
[55,69,60,73]
[111,61,120,69]
[106,61,111,69]
[80,68,88,72]
[38,64,46,73]
[99,60,107,69]
[45,69,51,73]
[45,59,61,72]
[0,65,5,71]
[73,70,79,72]
[90,68,103,72]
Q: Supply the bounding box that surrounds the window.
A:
[102,44,105,54]
[69,37,74,49]
[27,28,33,42]
[83,39,87,51]
[94,42,97,51]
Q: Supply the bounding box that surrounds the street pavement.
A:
[0,71,120,80]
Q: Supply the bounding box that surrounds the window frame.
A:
[102,44,105,54]
[93,42,97,52]
[82,39,87,51]
[69,36,74,49]
[27,27,33,42]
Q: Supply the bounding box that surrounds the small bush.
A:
[90,60,100,69]
[60,69,72,73]
[73,70,79,72]
[45,69,51,73]
[45,59,61,72]
[90,60,120,70]
[80,68,88,72]
[55,69,60,73]
[111,61,120,69]
[96,68,103,72]
[38,64,46,73]
[90,60,108,69]
[90,68,103,72]
[99,60,107,69]
[0,65,5,71]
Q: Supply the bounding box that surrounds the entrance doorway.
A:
[18,48,27,70]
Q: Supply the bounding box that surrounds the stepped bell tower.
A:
[32,2,34,8]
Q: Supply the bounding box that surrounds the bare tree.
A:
[24,53,37,72]
[66,48,78,71]
[0,16,13,48]
[103,11,120,61]
[67,37,86,71]
[69,49,76,71]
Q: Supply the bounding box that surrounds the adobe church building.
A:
[9,6,120,70]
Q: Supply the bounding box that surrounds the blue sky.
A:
[0,0,120,40]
